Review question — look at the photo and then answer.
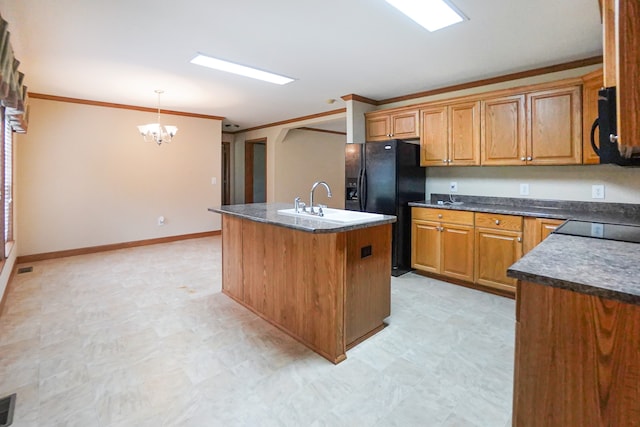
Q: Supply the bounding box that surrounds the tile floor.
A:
[0,236,514,426]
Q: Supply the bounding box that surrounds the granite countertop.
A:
[209,203,396,234]
[409,194,640,226]
[507,234,640,305]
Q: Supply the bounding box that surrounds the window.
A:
[1,107,13,258]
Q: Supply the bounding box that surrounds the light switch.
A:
[519,183,529,196]
[211,177,217,185]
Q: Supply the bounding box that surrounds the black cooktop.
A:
[554,220,640,244]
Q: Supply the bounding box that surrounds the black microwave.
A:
[590,86,640,166]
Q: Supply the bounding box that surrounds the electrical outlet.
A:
[519,183,530,196]
[592,184,605,199]
[211,177,217,185]
[158,216,165,226]
[449,181,458,193]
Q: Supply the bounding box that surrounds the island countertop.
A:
[507,233,640,305]
[209,203,396,234]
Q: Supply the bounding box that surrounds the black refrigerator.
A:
[345,140,425,276]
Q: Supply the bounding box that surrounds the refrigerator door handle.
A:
[361,169,368,212]
[357,168,363,211]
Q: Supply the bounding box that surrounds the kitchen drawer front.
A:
[475,212,523,231]
[412,207,474,225]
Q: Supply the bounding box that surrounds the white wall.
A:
[273,129,345,208]
[426,165,640,203]
[232,111,347,205]
[18,98,222,256]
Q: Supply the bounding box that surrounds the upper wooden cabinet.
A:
[582,69,603,165]
[526,85,582,165]
[420,101,480,166]
[365,109,419,141]
[613,0,640,153]
[481,94,526,165]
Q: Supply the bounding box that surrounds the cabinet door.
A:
[411,220,441,273]
[481,95,526,165]
[582,69,603,165]
[420,106,448,166]
[527,86,582,165]
[523,217,565,255]
[474,228,522,292]
[391,110,419,139]
[448,101,480,166]
[366,115,390,142]
[441,224,474,282]
[222,215,244,301]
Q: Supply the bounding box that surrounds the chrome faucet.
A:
[309,181,332,215]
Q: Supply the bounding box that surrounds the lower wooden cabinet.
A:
[411,208,566,296]
[522,217,565,254]
[411,208,474,282]
[514,280,640,426]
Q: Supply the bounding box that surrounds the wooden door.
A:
[390,110,419,139]
[448,101,480,166]
[526,86,582,165]
[582,69,603,165]
[420,106,448,166]
[481,95,526,165]
[365,114,390,142]
[244,139,267,203]
[411,220,440,274]
[474,228,522,292]
[440,223,474,282]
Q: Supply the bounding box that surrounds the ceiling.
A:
[0,0,602,132]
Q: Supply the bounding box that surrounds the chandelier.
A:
[137,90,178,145]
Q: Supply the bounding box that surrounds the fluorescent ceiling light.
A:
[385,0,465,32]
[190,54,295,85]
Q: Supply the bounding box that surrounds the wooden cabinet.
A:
[420,101,480,166]
[522,217,564,255]
[474,213,523,292]
[603,0,640,153]
[582,69,603,164]
[420,106,448,166]
[481,94,526,165]
[221,213,392,364]
[366,109,419,141]
[526,85,582,165]
[514,280,640,426]
[411,208,474,282]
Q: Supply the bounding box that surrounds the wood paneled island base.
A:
[221,214,392,364]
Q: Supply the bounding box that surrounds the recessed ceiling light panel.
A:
[385,0,466,32]
[190,54,295,85]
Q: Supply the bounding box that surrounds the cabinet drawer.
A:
[475,212,523,231]
[412,207,474,225]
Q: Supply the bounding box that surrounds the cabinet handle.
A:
[495,220,500,225]
[610,134,618,143]
[517,237,522,242]
[448,159,452,163]
[438,214,443,219]
[442,159,447,163]
[527,156,532,161]
[520,157,526,161]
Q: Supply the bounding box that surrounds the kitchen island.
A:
[507,233,640,426]
[209,203,396,364]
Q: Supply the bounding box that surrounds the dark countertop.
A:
[209,203,396,234]
[411,194,640,305]
[507,234,640,305]
[409,194,640,226]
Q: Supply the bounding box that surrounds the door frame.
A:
[244,138,267,203]
[221,141,231,205]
